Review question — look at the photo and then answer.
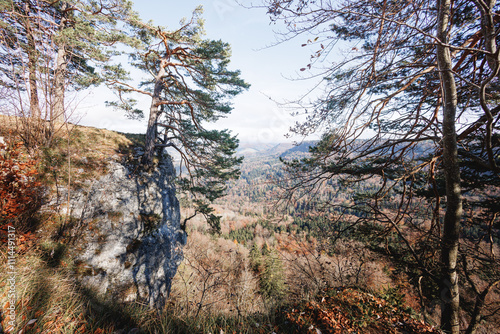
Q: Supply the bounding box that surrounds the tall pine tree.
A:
[108,7,249,232]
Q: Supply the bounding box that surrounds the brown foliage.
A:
[283,288,441,334]
[0,140,42,232]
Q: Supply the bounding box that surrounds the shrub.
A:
[0,140,42,232]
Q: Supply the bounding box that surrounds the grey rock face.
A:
[65,155,185,309]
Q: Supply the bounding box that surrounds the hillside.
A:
[0,119,454,333]
[184,138,500,334]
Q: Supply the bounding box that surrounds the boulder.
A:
[62,154,185,309]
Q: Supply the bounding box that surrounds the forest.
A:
[1,1,500,334]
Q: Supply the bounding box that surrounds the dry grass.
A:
[0,245,281,334]
[37,123,143,190]
[1,252,85,333]
[0,115,144,192]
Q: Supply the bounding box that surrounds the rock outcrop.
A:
[60,154,185,309]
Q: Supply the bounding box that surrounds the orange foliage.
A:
[283,288,440,334]
[16,231,37,253]
[0,141,41,231]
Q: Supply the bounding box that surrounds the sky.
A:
[76,0,322,144]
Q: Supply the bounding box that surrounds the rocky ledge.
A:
[54,154,186,309]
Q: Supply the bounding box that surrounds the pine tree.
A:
[250,243,286,302]
[260,245,286,301]
[0,0,138,144]
[249,243,262,272]
[108,7,249,232]
[49,0,139,123]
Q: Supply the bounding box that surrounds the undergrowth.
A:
[0,244,438,334]
[0,117,439,333]
[0,248,278,333]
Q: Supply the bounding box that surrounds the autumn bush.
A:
[0,140,43,232]
[278,236,391,302]
[280,287,441,334]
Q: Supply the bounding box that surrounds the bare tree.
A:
[258,1,500,333]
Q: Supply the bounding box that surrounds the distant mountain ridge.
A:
[237,141,317,158]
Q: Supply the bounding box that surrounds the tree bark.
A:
[465,284,496,334]
[52,44,67,123]
[141,61,166,167]
[142,99,159,167]
[27,26,40,119]
[52,2,68,124]
[15,2,41,120]
[475,0,498,72]
[437,1,462,333]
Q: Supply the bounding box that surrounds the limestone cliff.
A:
[58,154,186,309]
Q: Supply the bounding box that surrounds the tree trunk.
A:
[142,99,160,167]
[21,3,44,148]
[476,0,498,73]
[437,1,462,333]
[27,27,40,119]
[52,44,67,124]
[16,1,41,120]
[465,290,487,334]
[141,62,166,167]
[51,2,68,124]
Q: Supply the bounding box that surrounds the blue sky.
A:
[77,0,319,143]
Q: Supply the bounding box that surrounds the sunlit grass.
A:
[0,247,282,333]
